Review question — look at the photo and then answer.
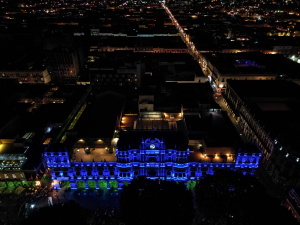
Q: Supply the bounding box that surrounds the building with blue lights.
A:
[45,131,261,189]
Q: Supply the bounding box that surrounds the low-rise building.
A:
[202,53,278,91]
[284,189,300,222]
[47,45,84,83]
[224,80,300,188]
[0,68,51,84]
[0,139,27,181]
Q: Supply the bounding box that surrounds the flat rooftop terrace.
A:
[72,148,117,163]
[203,53,300,75]
[91,36,187,49]
[189,148,235,163]
[0,143,27,155]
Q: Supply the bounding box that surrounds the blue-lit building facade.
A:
[44,131,261,189]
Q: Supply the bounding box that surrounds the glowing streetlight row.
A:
[201,153,232,158]
[162,3,198,60]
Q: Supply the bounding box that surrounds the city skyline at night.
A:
[1,0,300,224]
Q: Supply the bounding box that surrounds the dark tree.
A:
[21,200,92,225]
[120,177,194,225]
[195,170,298,225]
[41,174,52,186]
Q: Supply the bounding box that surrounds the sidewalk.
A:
[215,96,249,144]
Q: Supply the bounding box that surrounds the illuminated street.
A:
[162,3,200,62]
[1,0,300,224]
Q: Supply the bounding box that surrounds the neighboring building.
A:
[87,51,206,90]
[201,53,300,91]
[0,69,51,84]
[47,45,84,83]
[0,139,27,181]
[224,80,300,188]
[87,58,144,89]
[89,37,188,54]
[160,62,207,83]
[284,189,300,222]
[69,91,125,146]
[201,53,278,91]
[0,83,91,180]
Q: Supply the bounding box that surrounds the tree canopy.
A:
[41,174,52,186]
[119,177,194,225]
[195,170,298,225]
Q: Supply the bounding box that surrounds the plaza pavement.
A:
[35,187,120,211]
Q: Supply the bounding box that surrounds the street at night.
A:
[1,0,300,224]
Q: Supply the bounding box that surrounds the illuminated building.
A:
[0,69,51,84]
[0,139,27,181]
[43,85,261,189]
[89,36,188,54]
[44,131,261,189]
[47,45,84,83]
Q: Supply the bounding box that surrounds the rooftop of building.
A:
[47,45,79,53]
[89,22,178,35]
[227,79,300,154]
[185,111,241,148]
[73,91,125,139]
[0,83,89,138]
[117,130,188,151]
[88,51,201,74]
[137,82,215,112]
[90,36,187,49]
[135,119,171,130]
[237,143,261,154]
[72,147,117,163]
[203,52,300,75]
[188,148,236,163]
[0,48,47,72]
[227,79,300,99]
[0,143,28,155]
